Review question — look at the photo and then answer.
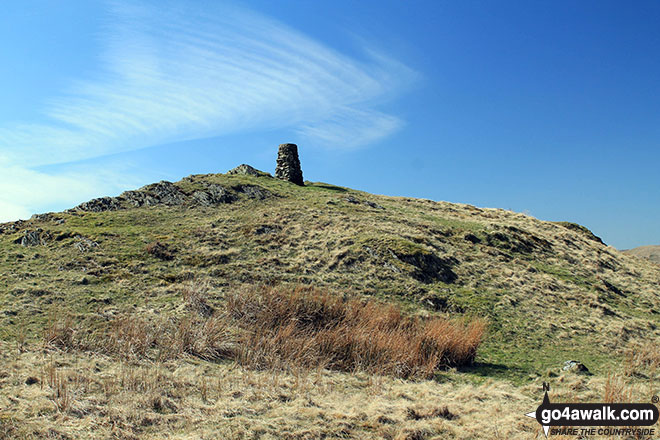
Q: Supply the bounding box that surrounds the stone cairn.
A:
[275,143,304,185]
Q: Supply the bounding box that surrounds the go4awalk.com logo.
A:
[525,383,659,437]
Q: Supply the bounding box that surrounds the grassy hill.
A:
[1,168,658,439]
[623,245,660,264]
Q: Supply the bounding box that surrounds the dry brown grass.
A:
[0,341,540,440]
[43,315,76,350]
[226,285,486,379]
[624,340,660,378]
[44,361,72,413]
[603,373,633,403]
[43,285,484,380]
[44,312,233,363]
[144,241,173,260]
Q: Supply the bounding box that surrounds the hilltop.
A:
[0,166,658,439]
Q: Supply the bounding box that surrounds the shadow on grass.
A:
[458,361,530,381]
[309,183,348,193]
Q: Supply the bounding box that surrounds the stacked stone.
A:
[275,143,304,185]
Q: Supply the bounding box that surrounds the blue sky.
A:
[1,0,658,249]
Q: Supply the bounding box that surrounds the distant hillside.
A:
[622,245,660,264]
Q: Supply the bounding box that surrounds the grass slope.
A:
[1,170,659,439]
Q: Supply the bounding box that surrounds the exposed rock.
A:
[141,181,188,205]
[73,179,236,211]
[363,200,385,209]
[233,184,271,200]
[562,360,591,375]
[14,229,47,247]
[341,196,383,209]
[0,220,26,235]
[74,235,99,252]
[192,184,236,206]
[75,197,122,212]
[30,213,57,221]
[67,176,269,213]
[120,181,188,207]
[120,190,159,207]
[227,164,271,177]
[275,143,304,185]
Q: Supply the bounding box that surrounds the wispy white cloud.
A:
[0,163,142,223]
[296,107,404,149]
[0,0,416,221]
[0,0,416,168]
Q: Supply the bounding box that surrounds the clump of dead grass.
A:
[43,285,485,379]
[226,285,486,379]
[145,241,174,261]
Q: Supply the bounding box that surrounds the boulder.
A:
[562,360,591,375]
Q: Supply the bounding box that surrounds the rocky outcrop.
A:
[118,190,158,208]
[0,220,26,235]
[227,164,271,177]
[73,180,245,212]
[76,197,122,212]
[126,181,188,206]
[14,229,48,246]
[73,181,188,212]
[275,143,303,185]
[233,184,271,200]
[192,184,235,206]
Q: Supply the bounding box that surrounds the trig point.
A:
[275,143,304,186]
